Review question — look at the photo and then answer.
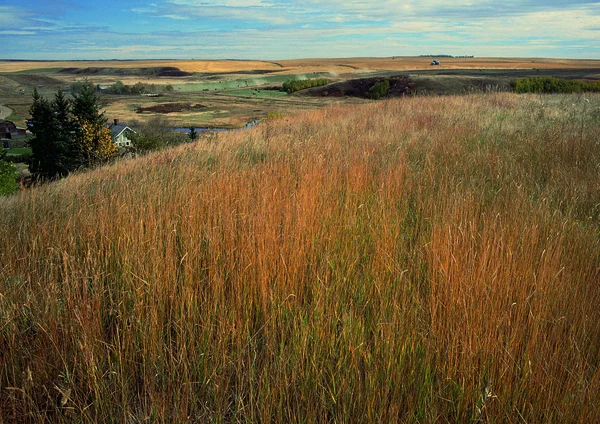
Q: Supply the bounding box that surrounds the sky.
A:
[1,0,599,60]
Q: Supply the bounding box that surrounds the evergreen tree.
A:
[72,81,105,126]
[52,89,79,172]
[71,81,115,167]
[27,89,65,179]
[188,126,198,141]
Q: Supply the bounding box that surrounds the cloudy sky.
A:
[2,0,599,60]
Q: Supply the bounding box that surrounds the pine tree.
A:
[188,126,198,141]
[72,81,105,126]
[27,89,65,179]
[52,89,79,172]
[71,81,115,166]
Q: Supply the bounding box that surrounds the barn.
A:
[0,120,27,140]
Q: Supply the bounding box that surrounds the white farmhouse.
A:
[108,119,134,148]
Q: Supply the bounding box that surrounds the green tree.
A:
[129,117,186,154]
[27,89,65,179]
[72,81,105,127]
[111,80,127,95]
[188,126,198,141]
[52,89,79,172]
[368,79,390,100]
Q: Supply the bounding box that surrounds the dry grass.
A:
[3,57,600,74]
[1,92,599,422]
[0,60,283,74]
[279,57,600,72]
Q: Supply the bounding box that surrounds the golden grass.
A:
[0,60,282,74]
[3,57,600,74]
[279,57,600,71]
[1,92,599,422]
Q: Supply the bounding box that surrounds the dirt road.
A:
[0,104,14,120]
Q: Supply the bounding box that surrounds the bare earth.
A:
[0,104,14,120]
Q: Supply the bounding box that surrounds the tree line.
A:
[71,81,174,96]
[28,82,117,180]
[513,77,600,94]
[282,78,329,94]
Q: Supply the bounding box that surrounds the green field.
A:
[221,89,289,99]
[5,147,32,156]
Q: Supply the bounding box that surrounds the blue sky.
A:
[1,0,599,60]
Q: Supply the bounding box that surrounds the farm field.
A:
[1,91,599,421]
[2,57,600,129]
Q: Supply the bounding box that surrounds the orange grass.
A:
[1,92,599,422]
[3,57,600,74]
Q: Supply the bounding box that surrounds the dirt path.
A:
[0,104,14,120]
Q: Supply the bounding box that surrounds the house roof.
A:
[108,123,133,139]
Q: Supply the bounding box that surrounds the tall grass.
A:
[1,92,599,422]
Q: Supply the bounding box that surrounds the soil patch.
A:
[136,103,207,114]
[301,76,414,98]
[59,67,193,77]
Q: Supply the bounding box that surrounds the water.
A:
[173,119,261,134]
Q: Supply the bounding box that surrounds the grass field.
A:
[1,91,599,422]
[4,147,32,156]
[3,57,600,74]
[1,58,599,129]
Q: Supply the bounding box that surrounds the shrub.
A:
[0,153,18,196]
[368,78,391,100]
[282,78,329,93]
[513,77,600,94]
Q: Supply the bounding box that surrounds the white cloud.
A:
[0,30,36,35]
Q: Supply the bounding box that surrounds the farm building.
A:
[108,119,134,148]
[0,120,27,140]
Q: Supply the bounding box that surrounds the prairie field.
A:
[1,92,600,422]
[2,57,599,130]
[3,57,600,74]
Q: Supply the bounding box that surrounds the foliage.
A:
[188,126,198,141]
[69,81,92,95]
[0,150,19,196]
[164,84,174,93]
[79,122,117,166]
[368,78,391,99]
[282,78,328,93]
[72,81,105,126]
[513,76,600,94]
[128,116,187,154]
[266,111,284,120]
[27,84,115,179]
[27,89,73,178]
[103,81,153,95]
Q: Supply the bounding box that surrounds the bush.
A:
[513,77,600,94]
[0,154,19,196]
[3,153,32,164]
[103,81,150,95]
[128,117,187,154]
[368,78,391,100]
[282,78,329,94]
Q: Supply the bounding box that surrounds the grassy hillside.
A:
[1,92,599,422]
